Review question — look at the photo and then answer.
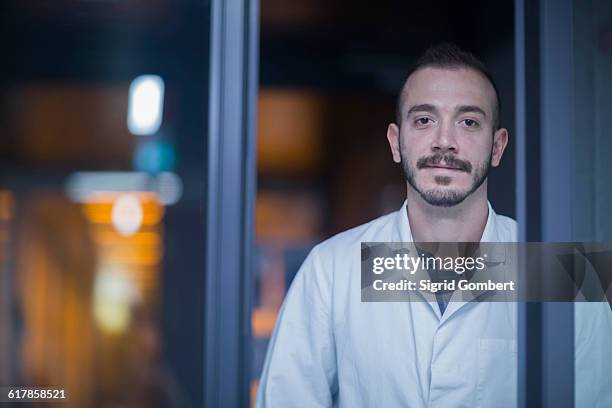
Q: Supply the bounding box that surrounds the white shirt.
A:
[256,200,518,407]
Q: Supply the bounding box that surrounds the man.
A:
[256,43,517,407]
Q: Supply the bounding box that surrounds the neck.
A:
[406,181,489,242]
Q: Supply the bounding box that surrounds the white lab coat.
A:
[256,201,612,407]
[256,201,518,407]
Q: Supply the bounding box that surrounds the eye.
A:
[415,117,433,126]
[462,118,479,127]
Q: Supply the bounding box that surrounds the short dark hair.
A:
[396,43,501,130]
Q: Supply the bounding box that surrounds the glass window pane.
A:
[253,1,517,405]
[573,0,612,405]
[0,2,210,406]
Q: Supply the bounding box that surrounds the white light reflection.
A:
[93,270,139,335]
[127,75,165,135]
[111,194,143,236]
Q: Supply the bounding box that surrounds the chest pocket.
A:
[476,338,518,408]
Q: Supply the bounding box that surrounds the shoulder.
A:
[297,209,398,282]
[494,213,518,241]
[290,210,399,301]
[313,209,398,258]
[292,210,399,306]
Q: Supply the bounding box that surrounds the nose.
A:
[430,122,458,153]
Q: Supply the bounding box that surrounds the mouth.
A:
[423,165,464,171]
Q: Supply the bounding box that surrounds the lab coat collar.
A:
[393,199,507,323]
[395,199,500,243]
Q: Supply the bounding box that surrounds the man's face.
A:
[387,67,508,207]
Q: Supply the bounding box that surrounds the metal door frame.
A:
[516,0,575,406]
[205,0,259,406]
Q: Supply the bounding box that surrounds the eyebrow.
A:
[406,104,438,115]
[456,105,487,117]
[406,104,487,118]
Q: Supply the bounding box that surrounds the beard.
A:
[401,150,492,207]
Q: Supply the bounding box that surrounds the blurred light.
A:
[92,230,160,246]
[93,271,139,335]
[156,172,183,205]
[111,194,143,236]
[0,191,13,262]
[82,194,164,227]
[133,140,176,172]
[66,172,149,201]
[252,307,279,338]
[0,190,14,221]
[127,75,165,135]
[65,171,182,206]
[258,90,325,172]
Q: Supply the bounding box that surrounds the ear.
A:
[387,123,402,163]
[490,127,509,167]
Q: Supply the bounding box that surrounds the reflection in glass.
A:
[573,0,612,405]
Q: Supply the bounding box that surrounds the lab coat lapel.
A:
[395,201,442,319]
[394,200,503,324]
[437,202,502,325]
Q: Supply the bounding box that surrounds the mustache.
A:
[416,154,472,173]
